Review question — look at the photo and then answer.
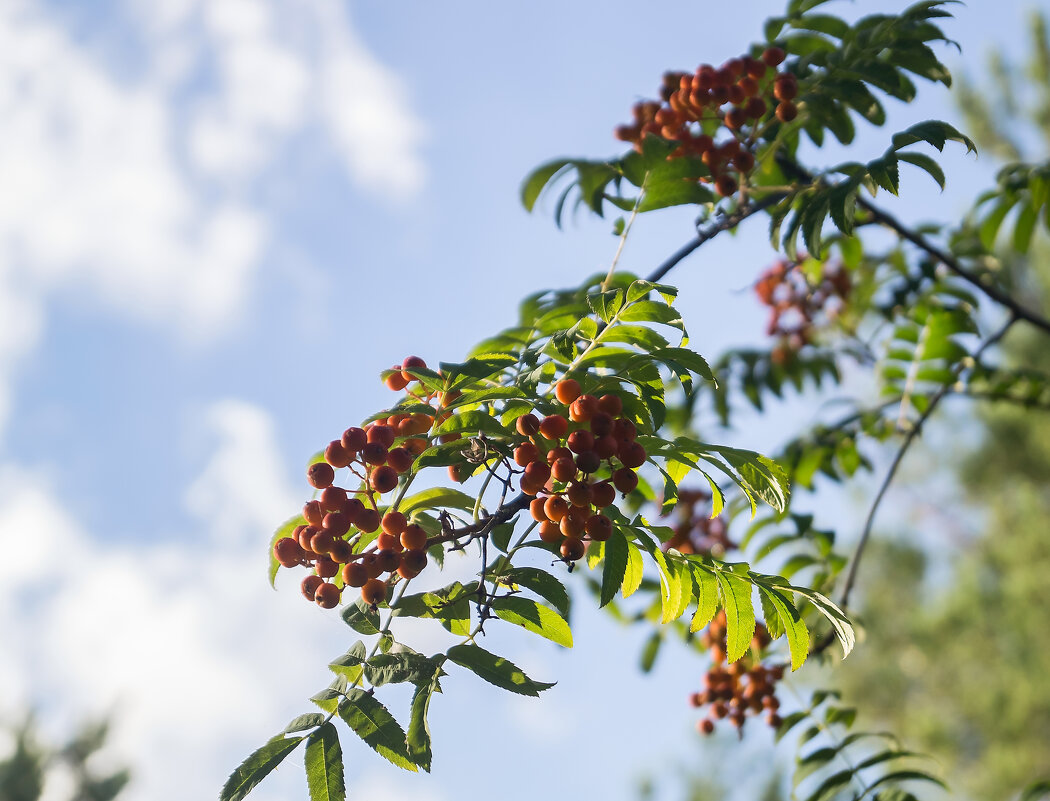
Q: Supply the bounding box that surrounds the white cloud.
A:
[0,401,345,801]
[0,0,425,435]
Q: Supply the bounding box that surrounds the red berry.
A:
[591,482,616,508]
[274,537,304,567]
[325,440,352,469]
[762,46,786,66]
[560,537,586,561]
[367,424,395,448]
[361,578,388,605]
[361,442,388,465]
[613,467,639,494]
[555,379,582,404]
[357,508,381,533]
[516,414,540,436]
[321,486,347,512]
[315,582,341,609]
[387,447,414,474]
[567,430,595,454]
[341,427,367,453]
[342,562,367,588]
[585,514,613,542]
[301,575,324,601]
[568,395,599,423]
[398,549,428,579]
[400,523,428,551]
[539,415,569,440]
[307,462,335,489]
[575,451,601,474]
[400,356,427,383]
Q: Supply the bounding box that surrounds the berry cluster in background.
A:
[691,611,784,736]
[660,487,734,558]
[614,46,795,197]
[754,257,852,362]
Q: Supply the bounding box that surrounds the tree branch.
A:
[646,193,787,283]
[855,197,1050,337]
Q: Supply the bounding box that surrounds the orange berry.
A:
[568,395,599,423]
[591,482,616,508]
[539,414,569,440]
[321,486,347,512]
[357,508,381,533]
[341,427,367,453]
[519,475,544,496]
[322,511,351,537]
[342,562,368,588]
[555,378,582,404]
[585,514,613,542]
[567,430,595,454]
[330,539,353,563]
[613,467,639,494]
[367,424,395,448]
[398,549,428,579]
[566,482,591,507]
[715,175,738,197]
[384,369,410,392]
[315,582,341,609]
[400,523,427,551]
[314,556,339,578]
[370,465,398,494]
[538,521,563,543]
[325,440,352,469]
[524,460,552,485]
[303,500,325,527]
[376,532,402,552]
[530,497,550,522]
[560,537,586,561]
[551,456,577,482]
[375,549,400,574]
[400,356,427,383]
[597,394,623,416]
[387,447,414,474]
[547,446,573,465]
[361,578,388,606]
[382,511,407,536]
[775,101,797,122]
[560,516,584,538]
[273,537,304,567]
[307,462,335,490]
[514,441,540,466]
[544,496,570,522]
[762,46,786,67]
[301,575,324,601]
[516,413,541,436]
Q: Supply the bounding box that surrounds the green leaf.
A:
[284,713,326,735]
[491,596,573,647]
[896,152,945,190]
[221,736,304,801]
[446,644,555,696]
[1020,780,1050,801]
[802,770,854,801]
[863,771,947,795]
[342,599,382,635]
[407,667,442,771]
[521,159,571,211]
[588,288,626,323]
[716,570,756,663]
[338,689,416,772]
[601,528,630,607]
[619,301,685,330]
[890,120,975,154]
[622,537,644,598]
[496,567,570,617]
[329,641,368,683]
[689,565,720,632]
[305,723,345,801]
[363,652,436,687]
[399,487,475,515]
[758,586,810,670]
[269,515,307,588]
[640,631,662,673]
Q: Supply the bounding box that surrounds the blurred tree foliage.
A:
[0,715,129,801]
[836,12,1050,799]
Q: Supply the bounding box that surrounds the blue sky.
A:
[0,1,1042,800]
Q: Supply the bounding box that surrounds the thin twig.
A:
[837,315,1017,609]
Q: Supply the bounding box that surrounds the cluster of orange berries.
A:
[517,379,645,563]
[691,611,784,736]
[754,258,852,362]
[272,356,441,610]
[614,46,797,197]
[661,488,734,557]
